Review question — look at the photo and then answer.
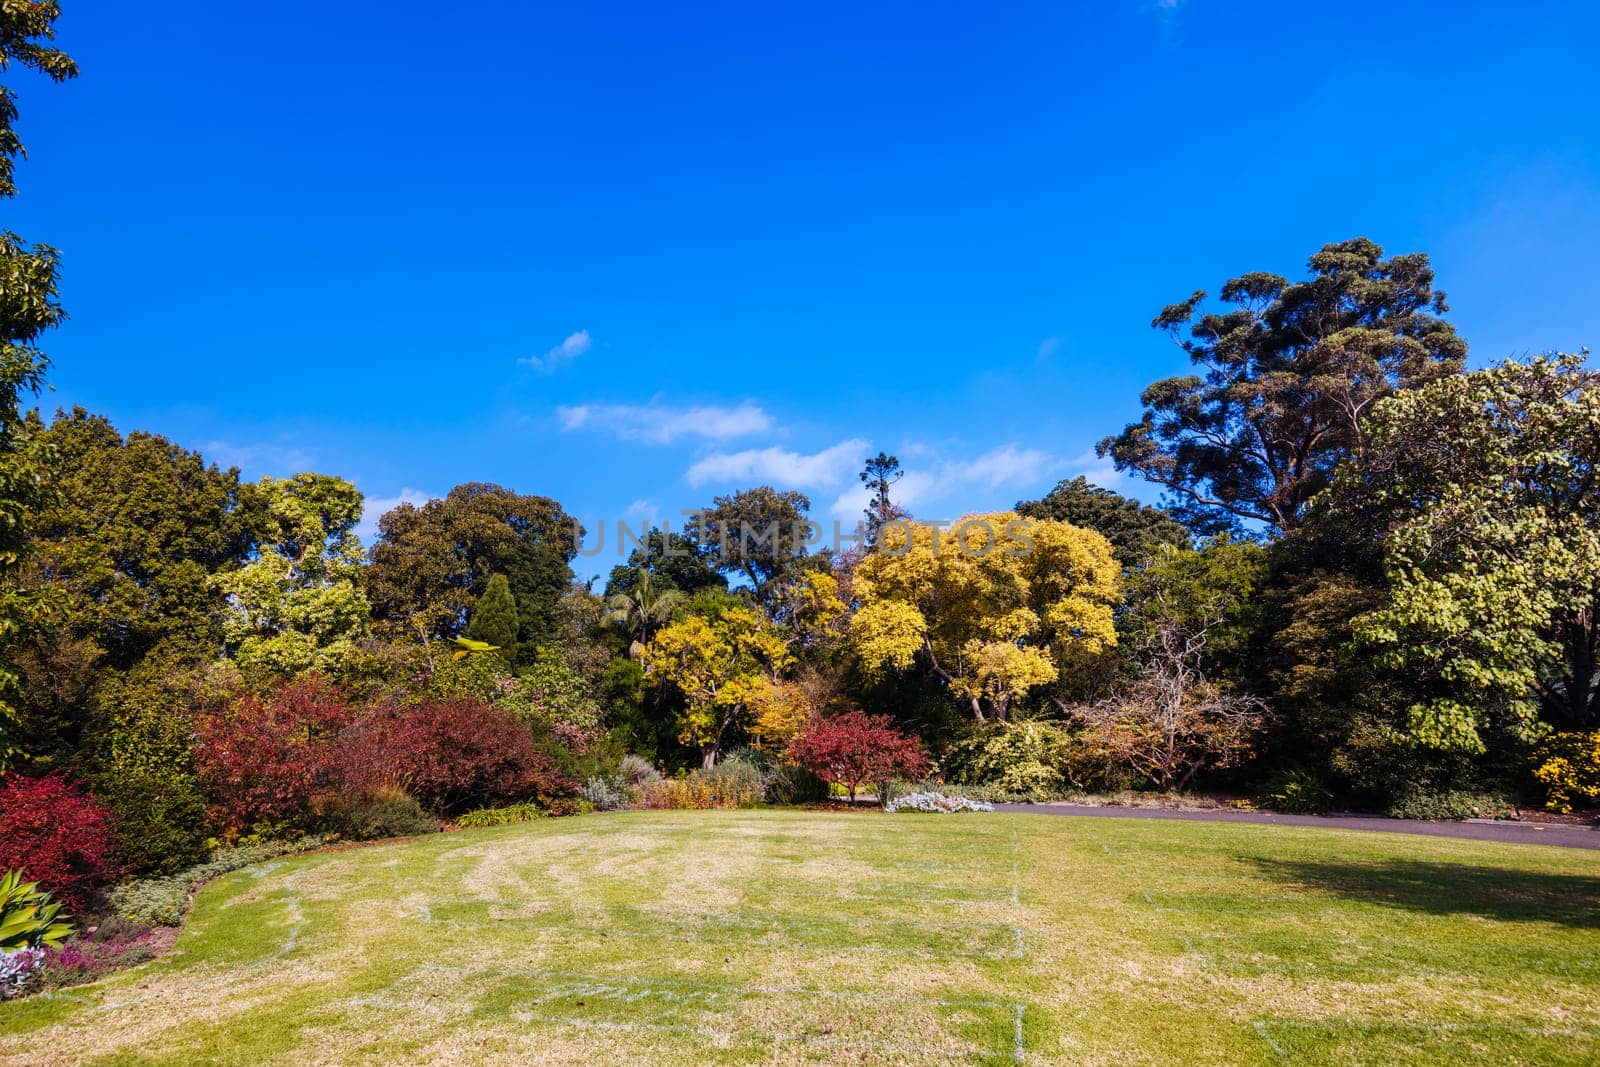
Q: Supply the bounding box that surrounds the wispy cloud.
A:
[356,486,433,542]
[1037,336,1061,358]
[520,329,592,373]
[827,443,1100,517]
[686,438,868,489]
[202,437,315,475]
[557,400,773,444]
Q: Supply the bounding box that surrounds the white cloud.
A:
[520,329,592,373]
[624,498,660,526]
[1064,448,1123,490]
[1037,336,1061,358]
[686,438,868,489]
[950,444,1057,488]
[557,400,773,444]
[356,486,432,542]
[202,437,315,475]
[827,444,1097,518]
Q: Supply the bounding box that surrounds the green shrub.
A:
[765,762,829,805]
[1259,768,1334,814]
[107,836,331,928]
[456,802,547,828]
[333,789,438,841]
[95,769,212,876]
[942,721,1080,793]
[704,753,766,804]
[1386,790,1514,822]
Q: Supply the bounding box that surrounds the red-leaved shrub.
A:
[0,774,118,913]
[787,710,929,802]
[195,676,355,834]
[339,699,575,814]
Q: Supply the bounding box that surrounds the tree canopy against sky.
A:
[1016,476,1189,568]
[366,483,576,656]
[0,3,74,766]
[1098,238,1466,535]
[1332,354,1600,751]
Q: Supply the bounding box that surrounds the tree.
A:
[1072,559,1272,791]
[1016,477,1189,569]
[786,710,928,803]
[217,473,369,681]
[694,487,812,608]
[638,600,793,767]
[25,410,259,666]
[1098,238,1465,534]
[603,568,685,648]
[1328,354,1600,751]
[850,512,1120,721]
[366,483,576,660]
[0,3,76,769]
[7,411,259,767]
[465,574,519,663]
[603,527,726,601]
[859,452,906,546]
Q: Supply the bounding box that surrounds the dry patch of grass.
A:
[4,810,1600,1064]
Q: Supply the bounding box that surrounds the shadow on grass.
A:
[1250,858,1600,928]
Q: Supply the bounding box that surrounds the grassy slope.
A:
[3,810,1599,1065]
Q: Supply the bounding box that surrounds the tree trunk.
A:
[701,745,719,769]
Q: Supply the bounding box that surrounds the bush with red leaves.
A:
[340,699,575,814]
[195,676,355,835]
[786,710,929,803]
[0,774,118,913]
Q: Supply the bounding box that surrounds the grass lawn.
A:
[4,810,1599,1065]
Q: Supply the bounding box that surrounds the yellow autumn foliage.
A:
[850,511,1119,719]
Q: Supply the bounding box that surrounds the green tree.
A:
[465,573,519,663]
[859,451,906,547]
[366,483,576,660]
[1330,353,1600,751]
[603,569,686,648]
[603,526,726,601]
[1017,476,1189,568]
[218,473,369,682]
[694,486,811,608]
[9,411,259,764]
[0,4,75,766]
[1099,238,1465,534]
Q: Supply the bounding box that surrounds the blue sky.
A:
[9,1,1600,578]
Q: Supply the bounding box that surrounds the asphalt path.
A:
[994,802,1600,850]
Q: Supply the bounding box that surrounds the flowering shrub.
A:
[786,711,929,802]
[195,677,354,835]
[340,699,575,814]
[885,791,995,814]
[27,921,165,994]
[0,774,118,912]
[1534,731,1600,813]
[0,948,43,999]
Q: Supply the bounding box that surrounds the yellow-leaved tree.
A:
[850,511,1120,721]
[639,603,793,767]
